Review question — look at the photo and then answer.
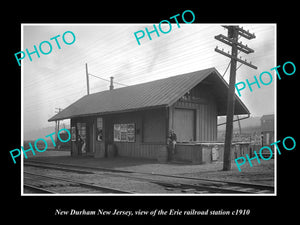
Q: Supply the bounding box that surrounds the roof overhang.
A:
[48,104,167,122]
[208,69,250,116]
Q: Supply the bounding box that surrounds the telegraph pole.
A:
[55,107,63,150]
[215,26,257,171]
[86,63,90,95]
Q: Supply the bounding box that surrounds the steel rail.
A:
[24,171,132,194]
[24,184,56,194]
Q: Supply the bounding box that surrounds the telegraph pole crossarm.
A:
[215,47,257,69]
[215,34,255,54]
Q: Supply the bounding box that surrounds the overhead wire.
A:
[88,73,128,87]
[24,25,274,88]
[23,25,275,110]
[24,25,271,90]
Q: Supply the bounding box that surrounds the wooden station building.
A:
[48,67,250,163]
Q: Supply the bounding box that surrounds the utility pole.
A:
[85,63,90,95]
[55,107,63,150]
[215,26,257,171]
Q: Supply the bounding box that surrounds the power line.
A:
[88,73,128,87]
[222,61,231,77]
[24,26,273,91]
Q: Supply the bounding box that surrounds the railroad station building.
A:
[48,67,250,164]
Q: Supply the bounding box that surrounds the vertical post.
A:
[223,27,238,171]
[166,107,169,144]
[86,63,90,95]
[56,120,60,149]
[55,121,58,149]
[55,108,62,150]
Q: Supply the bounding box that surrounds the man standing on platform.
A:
[167,130,177,162]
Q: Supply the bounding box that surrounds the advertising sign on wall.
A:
[114,123,135,142]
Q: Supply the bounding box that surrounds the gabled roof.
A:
[48,67,250,122]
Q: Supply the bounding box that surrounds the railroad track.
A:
[24,160,274,194]
[24,184,56,194]
[24,171,132,194]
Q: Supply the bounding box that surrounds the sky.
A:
[22,23,276,138]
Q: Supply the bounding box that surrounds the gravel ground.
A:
[178,161,274,186]
[25,153,274,186]
[24,150,70,158]
[24,166,173,194]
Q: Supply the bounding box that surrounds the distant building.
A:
[260,114,274,146]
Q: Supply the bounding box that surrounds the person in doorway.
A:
[78,135,86,154]
[167,130,177,161]
[78,135,82,154]
[81,137,86,153]
[97,128,103,141]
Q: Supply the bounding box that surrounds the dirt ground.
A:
[25,150,275,186]
[178,160,274,186]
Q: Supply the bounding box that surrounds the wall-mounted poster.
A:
[114,124,121,141]
[127,124,135,142]
[114,123,135,142]
[97,117,103,141]
[120,124,128,141]
[120,132,127,141]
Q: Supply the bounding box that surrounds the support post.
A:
[86,63,90,95]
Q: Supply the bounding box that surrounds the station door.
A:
[173,108,195,142]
